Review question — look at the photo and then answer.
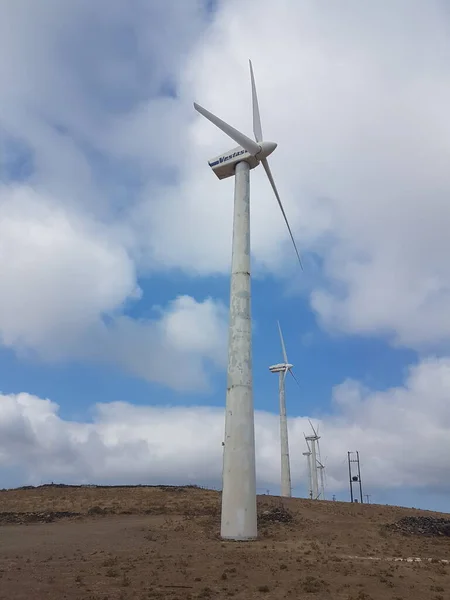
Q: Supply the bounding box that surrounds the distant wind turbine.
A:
[269,321,300,497]
[305,420,321,500]
[302,440,313,500]
[313,424,326,500]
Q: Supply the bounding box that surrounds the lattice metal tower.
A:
[347,451,363,503]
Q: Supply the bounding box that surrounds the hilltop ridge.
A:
[0,485,449,599]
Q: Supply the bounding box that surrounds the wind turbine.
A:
[317,457,326,500]
[269,321,300,497]
[194,61,302,540]
[302,440,313,500]
[305,420,320,500]
[308,420,326,500]
[313,422,326,500]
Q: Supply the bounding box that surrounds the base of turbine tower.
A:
[220,535,257,542]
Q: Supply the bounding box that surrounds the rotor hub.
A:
[256,141,277,159]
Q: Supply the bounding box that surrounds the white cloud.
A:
[0,1,226,388]
[0,183,227,390]
[2,357,450,497]
[2,0,450,381]
[0,184,138,353]
[0,0,211,239]
[90,295,228,391]
[138,0,450,350]
[325,356,450,491]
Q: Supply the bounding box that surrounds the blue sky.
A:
[0,277,417,421]
[1,0,450,511]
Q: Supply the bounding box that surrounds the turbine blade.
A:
[277,320,288,364]
[249,59,263,143]
[260,158,303,270]
[308,418,318,437]
[193,102,261,156]
[288,368,301,388]
[303,435,311,452]
[317,438,322,460]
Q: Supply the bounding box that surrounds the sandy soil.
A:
[0,485,449,599]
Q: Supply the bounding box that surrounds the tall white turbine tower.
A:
[194,61,302,540]
[269,321,300,498]
[305,424,320,500]
[317,461,326,500]
[302,447,313,500]
[314,424,326,500]
[305,420,325,500]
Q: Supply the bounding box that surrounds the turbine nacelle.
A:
[207,146,258,180]
[269,362,293,373]
[206,140,277,181]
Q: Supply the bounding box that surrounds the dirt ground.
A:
[0,485,449,599]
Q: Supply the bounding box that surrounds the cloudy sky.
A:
[1,0,450,511]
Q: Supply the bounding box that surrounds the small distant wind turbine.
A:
[194,61,302,540]
[269,321,300,497]
[312,422,325,499]
[309,420,326,499]
[302,440,313,500]
[305,420,321,500]
[317,455,327,501]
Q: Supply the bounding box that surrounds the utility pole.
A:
[364,494,371,504]
[347,451,363,503]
